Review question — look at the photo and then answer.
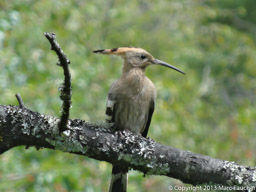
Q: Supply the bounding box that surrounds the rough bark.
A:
[44,32,72,133]
[1,104,256,188]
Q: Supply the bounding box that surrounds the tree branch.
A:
[0,104,256,188]
[44,32,72,133]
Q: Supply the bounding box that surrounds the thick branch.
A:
[0,105,256,187]
[44,32,72,133]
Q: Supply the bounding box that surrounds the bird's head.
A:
[93,47,185,74]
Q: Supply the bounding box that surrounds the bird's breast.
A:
[109,75,156,133]
[113,96,150,133]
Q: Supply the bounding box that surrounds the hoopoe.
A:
[93,47,184,192]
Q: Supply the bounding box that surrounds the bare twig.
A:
[44,32,72,133]
[15,93,25,108]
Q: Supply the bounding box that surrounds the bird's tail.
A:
[109,165,128,192]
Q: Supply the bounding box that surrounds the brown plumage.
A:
[93,47,184,192]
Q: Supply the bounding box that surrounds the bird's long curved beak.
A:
[153,59,185,75]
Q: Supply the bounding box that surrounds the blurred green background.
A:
[0,0,256,191]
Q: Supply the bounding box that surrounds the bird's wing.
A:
[142,99,155,137]
[105,97,116,123]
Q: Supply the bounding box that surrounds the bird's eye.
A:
[140,55,146,60]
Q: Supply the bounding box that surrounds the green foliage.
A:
[1,0,256,191]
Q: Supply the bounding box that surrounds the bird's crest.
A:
[93,47,147,55]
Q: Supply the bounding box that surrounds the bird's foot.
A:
[115,130,125,138]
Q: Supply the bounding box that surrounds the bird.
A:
[93,47,184,192]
